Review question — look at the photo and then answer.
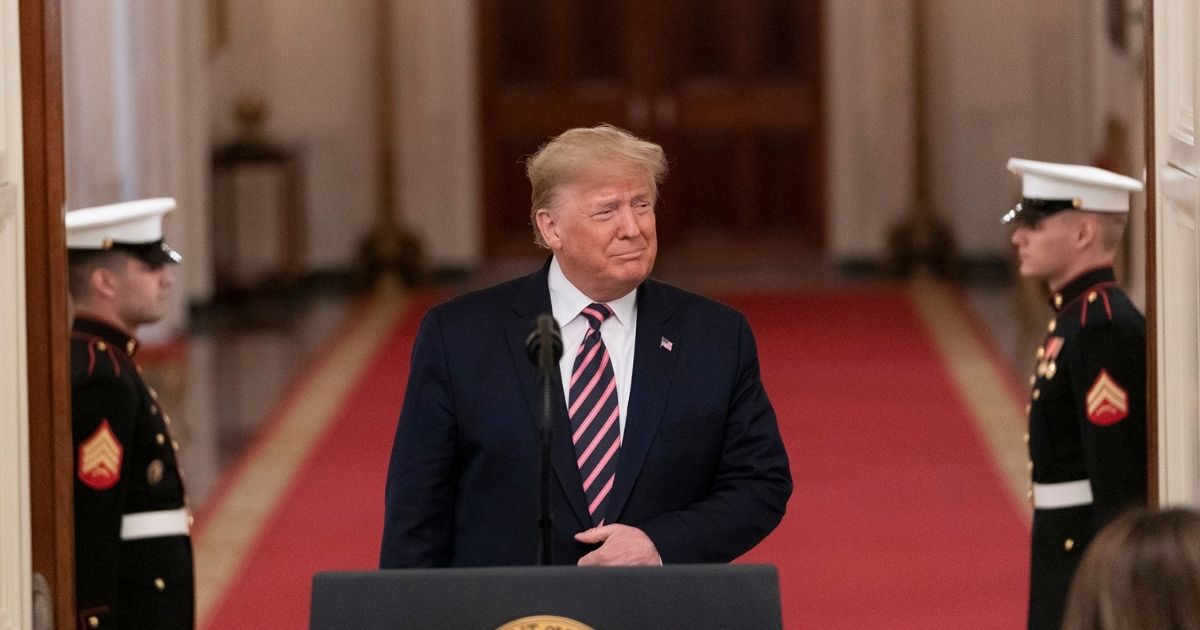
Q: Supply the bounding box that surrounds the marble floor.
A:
[145,249,1039,513]
[150,292,355,506]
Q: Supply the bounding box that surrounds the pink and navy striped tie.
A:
[569,303,621,526]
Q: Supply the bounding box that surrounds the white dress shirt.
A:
[548,257,638,436]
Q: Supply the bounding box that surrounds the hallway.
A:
[161,251,1033,510]
[137,248,1038,627]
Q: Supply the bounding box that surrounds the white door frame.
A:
[0,0,31,623]
[1151,0,1200,506]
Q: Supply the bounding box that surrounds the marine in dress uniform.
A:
[67,198,194,630]
[1004,159,1147,630]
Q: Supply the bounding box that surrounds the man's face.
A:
[112,256,175,329]
[537,172,657,302]
[1010,212,1079,286]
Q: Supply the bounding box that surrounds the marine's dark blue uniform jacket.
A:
[72,315,194,630]
[1026,266,1146,630]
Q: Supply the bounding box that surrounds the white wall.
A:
[824,1,916,261]
[1090,0,1147,306]
[208,0,480,274]
[209,1,377,273]
[394,0,480,268]
[63,0,211,333]
[62,2,120,204]
[924,0,1096,258]
[825,0,1110,263]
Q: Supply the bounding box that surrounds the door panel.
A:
[1163,0,1196,176]
[1153,0,1200,505]
[1158,165,1199,502]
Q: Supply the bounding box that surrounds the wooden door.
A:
[480,0,824,258]
[20,0,75,628]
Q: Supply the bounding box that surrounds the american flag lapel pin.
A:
[660,337,673,351]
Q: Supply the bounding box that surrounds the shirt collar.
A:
[548,257,638,328]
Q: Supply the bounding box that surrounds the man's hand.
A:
[575,524,661,566]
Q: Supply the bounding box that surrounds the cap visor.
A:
[118,241,182,265]
[1001,205,1046,226]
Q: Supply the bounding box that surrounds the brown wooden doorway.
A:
[479,0,826,261]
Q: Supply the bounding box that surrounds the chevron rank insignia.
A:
[78,419,123,490]
[1086,369,1129,426]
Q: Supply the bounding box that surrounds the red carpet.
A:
[199,285,1028,629]
[734,287,1028,628]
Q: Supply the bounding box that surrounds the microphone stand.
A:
[527,314,561,566]
[537,337,555,565]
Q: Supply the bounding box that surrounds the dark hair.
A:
[66,249,125,300]
[1062,507,1200,630]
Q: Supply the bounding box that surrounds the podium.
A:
[310,564,782,629]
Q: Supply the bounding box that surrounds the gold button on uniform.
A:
[1029,375,1036,386]
[1024,433,1030,443]
[148,387,158,400]
[1053,294,1063,308]
[172,440,180,452]
[150,404,158,415]
[156,433,166,446]
[1087,291,1097,303]
[1063,538,1075,552]
[1045,362,1057,379]
[95,341,107,352]
[126,340,136,354]
[163,414,171,426]
[147,460,164,485]
[1027,461,1034,471]
[1036,346,1045,359]
[1033,389,1041,400]
[1048,320,1057,333]
[88,616,100,628]
[154,578,166,591]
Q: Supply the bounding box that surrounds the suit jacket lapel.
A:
[607,280,679,522]
[505,260,592,529]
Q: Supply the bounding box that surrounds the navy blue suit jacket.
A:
[380,262,792,566]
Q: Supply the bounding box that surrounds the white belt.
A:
[120,508,191,540]
[1033,480,1093,509]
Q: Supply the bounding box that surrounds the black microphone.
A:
[526,313,563,369]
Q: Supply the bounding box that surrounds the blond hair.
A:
[525,124,667,248]
[1095,212,1128,254]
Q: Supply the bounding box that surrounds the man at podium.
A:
[380,124,792,567]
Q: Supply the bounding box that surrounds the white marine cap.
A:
[1002,158,1143,225]
[66,197,182,264]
